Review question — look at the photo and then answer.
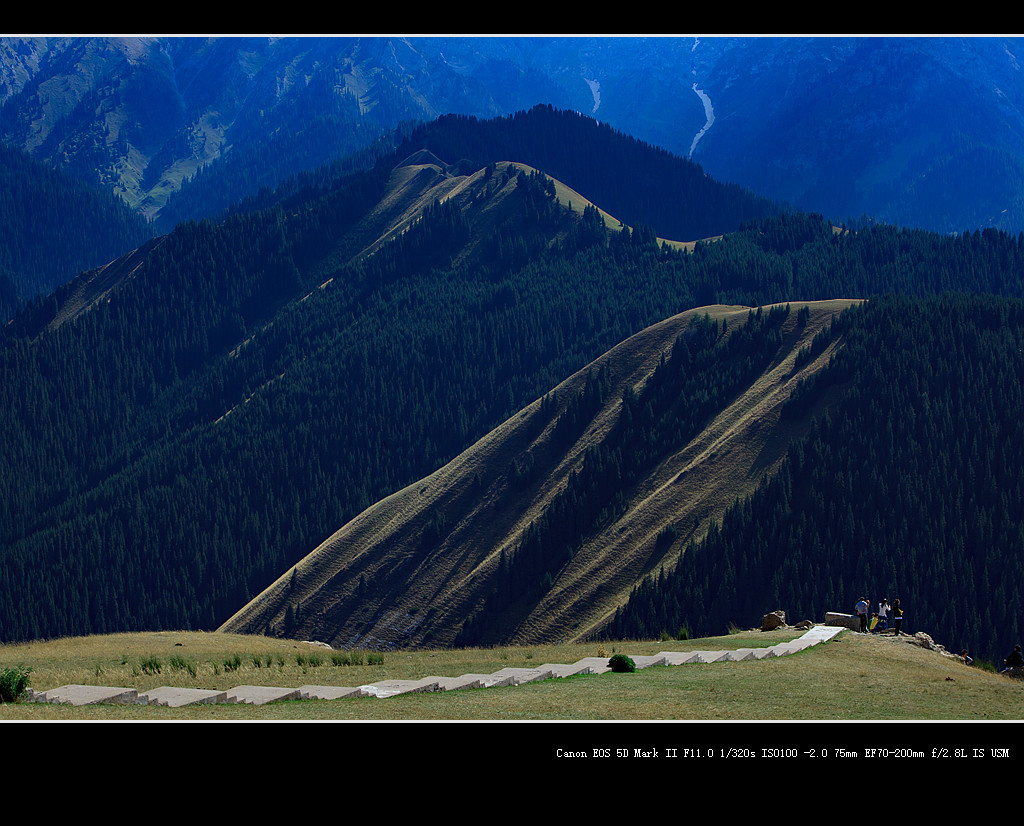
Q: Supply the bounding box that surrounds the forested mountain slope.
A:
[607,294,1024,663]
[0,110,788,643]
[220,300,859,648]
[5,108,1024,650]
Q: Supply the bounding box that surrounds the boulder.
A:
[824,611,860,632]
[911,632,946,652]
[761,610,787,631]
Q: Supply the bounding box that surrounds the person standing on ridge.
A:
[892,598,904,636]
[855,596,870,633]
[878,597,890,632]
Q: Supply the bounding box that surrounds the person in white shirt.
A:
[878,598,890,631]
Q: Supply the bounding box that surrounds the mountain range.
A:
[3,38,1024,665]
[4,36,1024,237]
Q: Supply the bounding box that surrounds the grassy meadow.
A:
[2,627,1022,721]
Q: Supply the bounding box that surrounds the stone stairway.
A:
[25,625,845,707]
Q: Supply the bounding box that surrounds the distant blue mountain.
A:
[4,36,1024,235]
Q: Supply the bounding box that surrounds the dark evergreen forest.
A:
[0,144,152,321]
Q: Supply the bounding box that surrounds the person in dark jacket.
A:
[891,598,904,636]
[1002,644,1024,672]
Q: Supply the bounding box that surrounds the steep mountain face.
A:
[219,300,858,648]
[5,36,1024,235]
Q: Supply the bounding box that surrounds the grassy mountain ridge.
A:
[219,299,859,647]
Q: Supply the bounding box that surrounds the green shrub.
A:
[0,665,32,702]
[223,654,242,672]
[608,654,636,673]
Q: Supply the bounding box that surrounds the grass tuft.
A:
[139,656,161,675]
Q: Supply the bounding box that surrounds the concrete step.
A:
[724,647,777,661]
[454,673,516,688]
[358,678,440,698]
[138,686,228,707]
[488,667,555,685]
[685,650,732,663]
[297,685,369,700]
[224,685,301,705]
[421,675,485,691]
[536,662,597,678]
[571,657,612,674]
[31,685,139,705]
[629,655,670,669]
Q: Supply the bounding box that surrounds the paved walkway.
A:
[24,625,845,707]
